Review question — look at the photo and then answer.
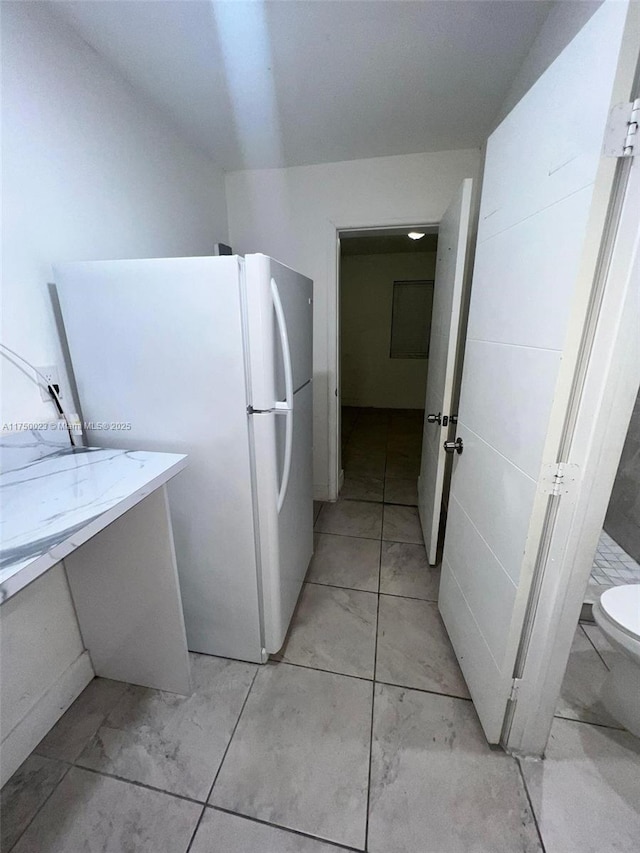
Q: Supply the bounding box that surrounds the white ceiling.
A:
[53,0,553,171]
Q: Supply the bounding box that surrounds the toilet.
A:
[592,583,640,737]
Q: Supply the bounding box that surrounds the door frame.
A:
[506,142,640,757]
[326,219,440,501]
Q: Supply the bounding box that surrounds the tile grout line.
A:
[314,528,422,546]
[516,759,548,853]
[363,413,390,852]
[305,578,438,604]
[262,656,475,704]
[60,761,207,805]
[273,658,374,684]
[314,530,384,544]
[375,679,473,703]
[5,760,74,853]
[32,684,127,766]
[363,413,426,823]
[185,666,261,853]
[304,579,379,598]
[208,803,365,853]
[578,623,611,672]
[552,713,625,733]
[208,666,260,797]
[34,744,246,809]
[340,495,418,508]
[21,681,229,852]
[363,595,381,853]
[16,687,133,848]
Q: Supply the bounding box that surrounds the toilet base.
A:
[601,657,640,738]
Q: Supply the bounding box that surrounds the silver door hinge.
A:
[509,677,523,703]
[540,462,580,497]
[603,99,640,158]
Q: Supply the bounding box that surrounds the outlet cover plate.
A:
[36,365,61,401]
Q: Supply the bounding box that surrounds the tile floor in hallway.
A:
[2,406,639,852]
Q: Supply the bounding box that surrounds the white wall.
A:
[0,569,94,786]
[1,1,229,425]
[0,1,228,779]
[226,149,481,499]
[341,251,437,409]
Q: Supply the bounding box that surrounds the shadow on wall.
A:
[605,388,640,562]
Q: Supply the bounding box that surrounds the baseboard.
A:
[313,484,330,501]
[0,650,93,785]
[313,475,343,503]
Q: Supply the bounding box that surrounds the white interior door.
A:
[418,179,473,564]
[438,0,635,743]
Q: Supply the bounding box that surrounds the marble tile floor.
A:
[3,407,639,852]
[584,528,640,607]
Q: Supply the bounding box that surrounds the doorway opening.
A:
[583,388,640,616]
[553,390,640,735]
[337,225,438,501]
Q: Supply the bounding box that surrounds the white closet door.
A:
[438,1,635,743]
[418,179,473,564]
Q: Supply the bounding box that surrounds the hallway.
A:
[2,409,639,852]
[340,406,422,507]
[277,406,539,851]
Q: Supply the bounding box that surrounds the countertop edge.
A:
[0,453,188,603]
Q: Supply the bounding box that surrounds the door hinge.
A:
[509,677,522,703]
[540,462,580,497]
[603,99,640,158]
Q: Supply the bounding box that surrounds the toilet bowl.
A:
[592,583,640,738]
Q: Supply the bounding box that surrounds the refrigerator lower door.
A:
[251,381,313,653]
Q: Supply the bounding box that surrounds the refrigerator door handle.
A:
[271,277,294,513]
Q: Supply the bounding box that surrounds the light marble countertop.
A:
[0,432,187,602]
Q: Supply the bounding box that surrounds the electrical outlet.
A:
[36,365,62,402]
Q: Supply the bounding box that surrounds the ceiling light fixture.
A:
[408,231,425,240]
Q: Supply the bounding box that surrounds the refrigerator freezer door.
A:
[244,254,313,410]
[53,256,264,663]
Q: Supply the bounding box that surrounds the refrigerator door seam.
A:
[239,260,267,655]
[270,277,294,512]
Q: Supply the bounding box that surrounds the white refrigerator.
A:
[54,254,314,663]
